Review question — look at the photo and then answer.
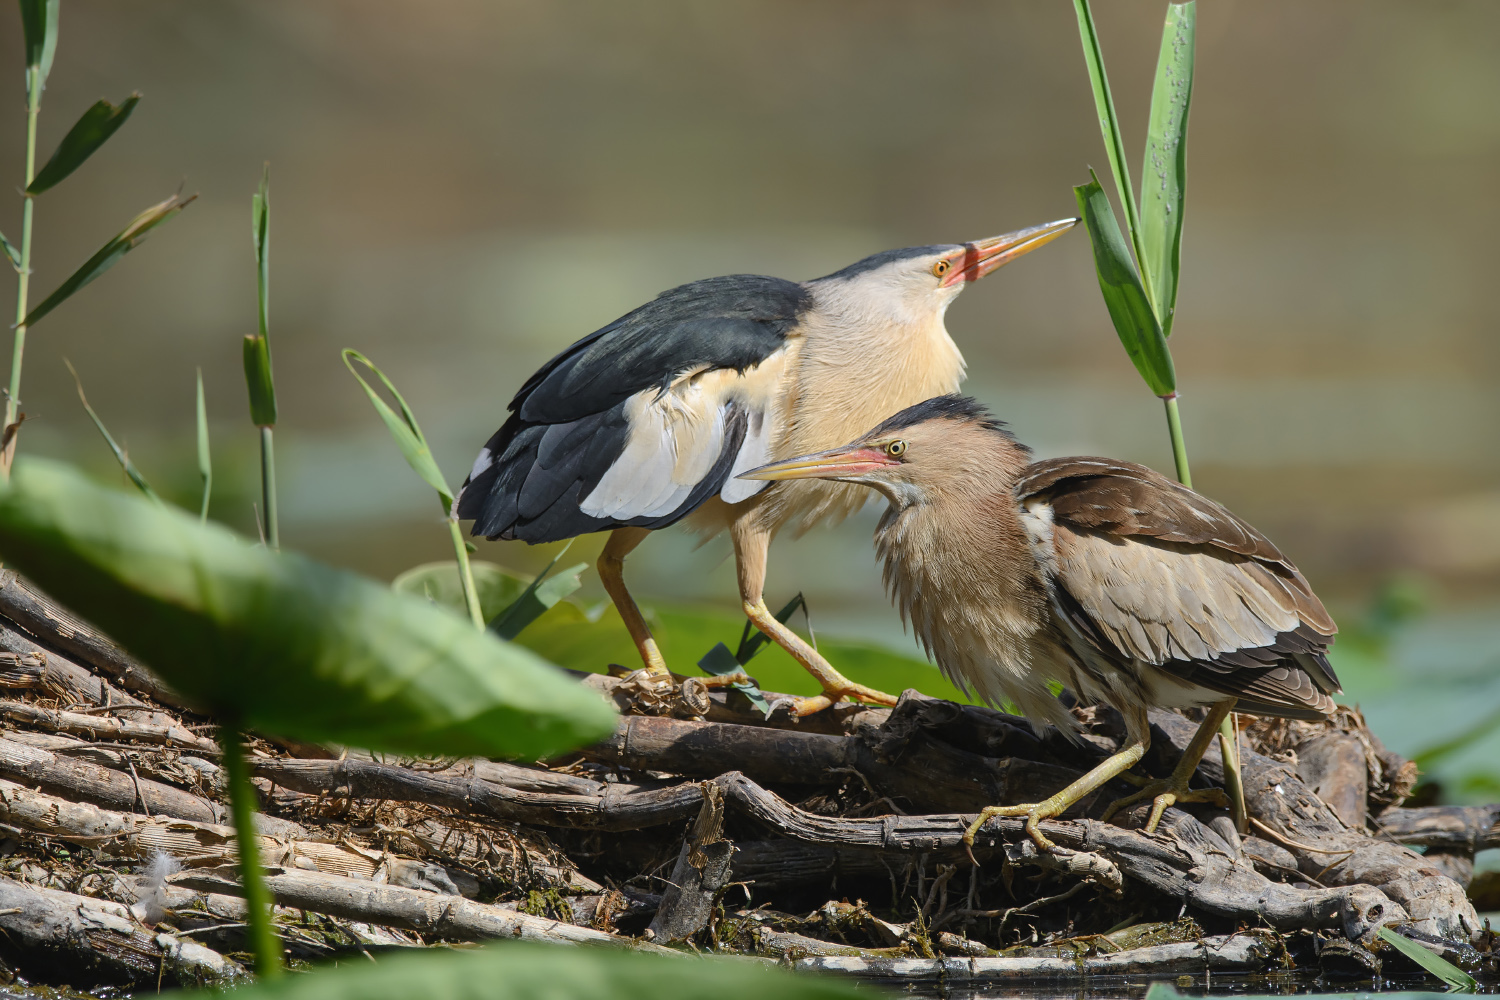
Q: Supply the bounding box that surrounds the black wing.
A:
[457,274,810,543]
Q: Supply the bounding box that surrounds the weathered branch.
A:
[1147,709,1479,942]
[0,698,219,753]
[0,734,220,822]
[0,571,187,710]
[1377,804,1500,853]
[0,875,243,986]
[254,756,704,831]
[169,864,673,951]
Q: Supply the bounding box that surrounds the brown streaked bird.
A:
[740,395,1340,847]
[455,220,1077,715]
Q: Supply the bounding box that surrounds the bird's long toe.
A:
[1102,779,1230,834]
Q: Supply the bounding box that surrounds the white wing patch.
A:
[579,350,788,521]
[720,408,772,505]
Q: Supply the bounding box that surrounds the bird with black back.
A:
[457,221,1077,715]
[740,395,1340,848]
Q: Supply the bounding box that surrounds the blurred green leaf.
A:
[1139,3,1194,337]
[394,556,586,640]
[21,192,195,329]
[394,560,527,621]
[1414,703,1500,769]
[63,359,159,503]
[252,163,270,341]
[0,457,617,758]
[26,95,140,195]
[242,335,276,428]
[0,229,19,271]
[18,0,58,85]
[1075,172,1175,396]
[195,368,211,522]
[488,545,585,641]
[182,940,867,1000]
[342,349,450,506]
[1376,926,1477,992]
[1073,0,1155,310]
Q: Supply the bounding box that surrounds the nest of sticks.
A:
[0,570,1490,992]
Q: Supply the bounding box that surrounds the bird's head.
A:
[809,218,1077,326]
[738,395,1029,508]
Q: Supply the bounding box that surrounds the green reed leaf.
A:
[63,359,158,503]
[342,349,451,506]
[1140,3,1195,336]
[195,368,211,522]
[1376,926,1477,992]
[18,0,58,85]
[27,95,141,195]
[21,192,195,329]
[1075,171,1175,397]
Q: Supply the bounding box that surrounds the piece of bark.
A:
[170,864,672,951]
[648,781,733,943]
[1296,732,1368,829]
[1148,709,1480,943]
[0,571,189,710]
[794,931,1279,978]
[0,699,219,754]
[1377,804,1500,853]
[580,714,1104,814]
[0,734,219,823]
[254,755,703,831]
[0,875,243,987]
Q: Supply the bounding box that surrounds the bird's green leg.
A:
[1101,698,1235,833]
[963,705,1150,852]
[597,527,669,677]
[733,518,899,715]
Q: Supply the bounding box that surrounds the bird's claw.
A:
[1101,779,1231,833]
[962,802,1061,853]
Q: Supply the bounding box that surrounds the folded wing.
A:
[1019,458,1340,720]
[457,275,807,542]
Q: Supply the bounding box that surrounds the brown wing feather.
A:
[1029,459,1341,720]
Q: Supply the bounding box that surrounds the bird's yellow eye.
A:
[886,440,908,458]
[932,259,951,278]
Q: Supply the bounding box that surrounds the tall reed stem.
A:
[3,66,41,478]
[217,726,282,978]
[259,426,278,550]
[1161,393,1191,489]
[448,517,484,629]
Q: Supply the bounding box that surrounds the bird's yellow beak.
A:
[738,445,898,482]
[942,217,1079,287]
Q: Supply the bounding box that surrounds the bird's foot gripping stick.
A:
[741,598,900,716]
[964,705,1151,854]
[1101,698,1236,833]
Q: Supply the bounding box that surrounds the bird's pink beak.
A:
[942,217,1079,287]
[738,445,898,482]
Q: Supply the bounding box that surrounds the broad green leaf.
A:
[342,350,450,506]
[1376,927,1478,992]
[252,164,270,341]
[195,369,211,522]
[1072,0,1155,310]
[0,457,617,759]
[27,95,141,195]
[1074,173,1175,397]
[242,335,276,427]
[181,940,867,1000]
[1139,3,1195,336]
[63,359,159,503]
[18,0,59,85]
[21,193,195,329]
[0,229,18,271]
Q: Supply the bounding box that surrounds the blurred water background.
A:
[0,2,1496,805]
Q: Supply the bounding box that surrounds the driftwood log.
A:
[0,570,1488,990]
